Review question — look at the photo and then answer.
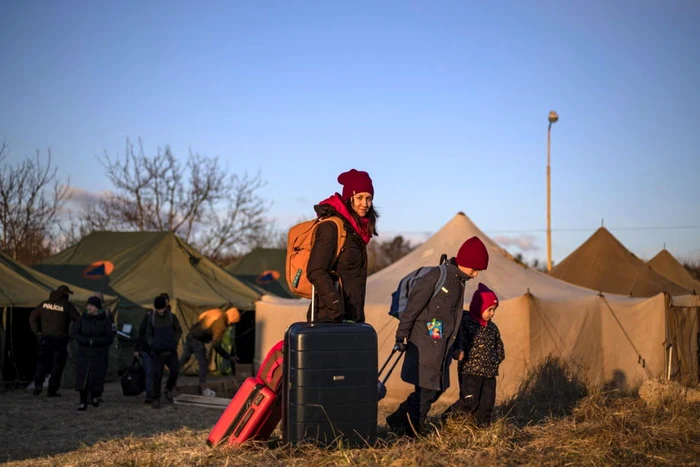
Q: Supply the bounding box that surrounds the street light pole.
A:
[546,110,558,272]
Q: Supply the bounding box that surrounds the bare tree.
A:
[0,141,70,263]
[682,260,700,281]
[366,239,383,275]
[199,170,270,261]
[368,235,418,275]
[381,235,415,265]
[248,222,288,250]
[55,210,97,251]
[85,139,271,262]
[513,253,525,265]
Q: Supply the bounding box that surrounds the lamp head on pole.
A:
[548,110,559,125]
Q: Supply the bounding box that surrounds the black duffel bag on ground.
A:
[121,356,145,396]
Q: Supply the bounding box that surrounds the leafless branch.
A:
[0,142,70,263]
[84,138,272,261]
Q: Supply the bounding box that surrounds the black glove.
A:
[393,336,407,352]
[378,381,387,401]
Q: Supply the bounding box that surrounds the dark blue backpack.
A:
[388,254,449,320]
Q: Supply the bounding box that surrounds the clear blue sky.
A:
[2,0,699,264]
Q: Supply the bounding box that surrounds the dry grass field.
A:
[1,359,698,466]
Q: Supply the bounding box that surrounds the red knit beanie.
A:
[338,169,374,201]
[469,283,499,326]
[456,236,489,270]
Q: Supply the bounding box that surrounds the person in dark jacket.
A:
[134,292,170,403]
[72,296,115,411]
[146,295,182,408]
[306,169,379,323]
[134,310,154,403]
[29,285,81,397]
[386,236,490,436]
[179,307,241,389]
[87,291,114,404]
[441,283,505,427]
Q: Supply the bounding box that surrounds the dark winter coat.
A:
[146,310,182,355]
[396,258,471,391]
[29,291,81,339]
[306,202,369,323]
[73,310,115,391]
[456,315,505,378]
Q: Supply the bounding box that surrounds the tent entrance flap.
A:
[667,303,699,384]
[1,307,40,386]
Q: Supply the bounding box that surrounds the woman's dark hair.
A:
[345,198,379,237]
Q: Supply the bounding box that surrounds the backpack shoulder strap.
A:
[430,263,448,300]
[317,216,347,261]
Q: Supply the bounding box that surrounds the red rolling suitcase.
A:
[206,340,285,446]
[206,376,280,446]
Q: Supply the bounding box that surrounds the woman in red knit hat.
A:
[441,282,505,427]
[386,235,490,436]
[305,169,379,323]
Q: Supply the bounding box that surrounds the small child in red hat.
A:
[441,282,505,427]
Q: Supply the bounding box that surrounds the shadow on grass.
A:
[498,355,588,427]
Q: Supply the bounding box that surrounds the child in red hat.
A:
[441,282,505,427]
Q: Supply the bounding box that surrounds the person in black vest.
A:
[306,169,379,323]
[29,285,81,397]
[73,296,115,411]
[179,307,241,389]
[146,295,182,409]
[386,236,490,436]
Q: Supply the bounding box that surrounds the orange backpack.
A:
[286,216,347,298]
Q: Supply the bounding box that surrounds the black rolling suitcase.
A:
[281,285,378,447]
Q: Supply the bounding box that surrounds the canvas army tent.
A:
[550,227,690,297]
[0,250,110,307]
[0,251,117,387]
[32,231,262,371]
[226,248,295,298]
[647,249,700,294]
[254,213,676,404]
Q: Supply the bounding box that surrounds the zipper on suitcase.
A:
[223,385,262,440]
[235,402,259,437]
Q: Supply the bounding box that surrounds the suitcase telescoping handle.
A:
[378,347,405,385]
[310,284,315,322]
